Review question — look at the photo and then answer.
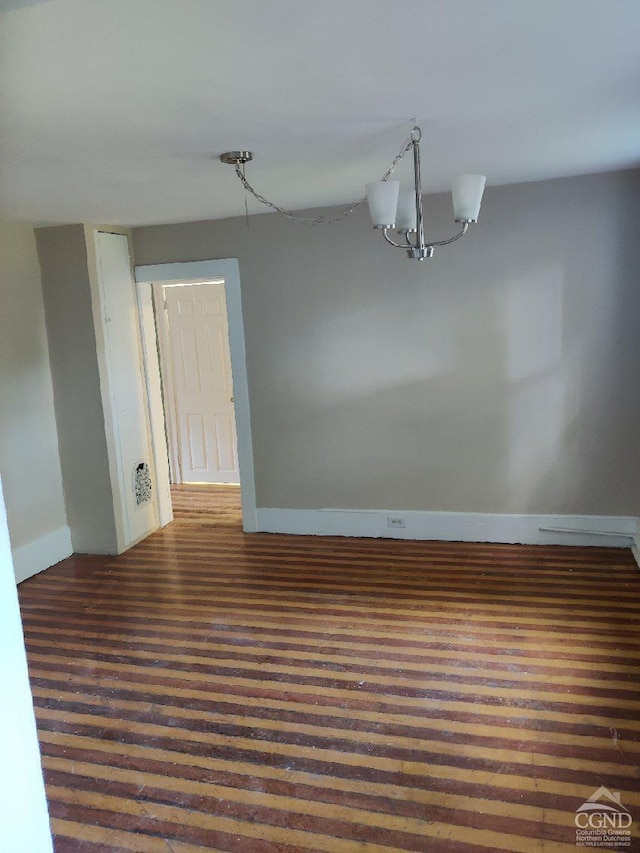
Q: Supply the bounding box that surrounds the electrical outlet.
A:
[387,516,406,529]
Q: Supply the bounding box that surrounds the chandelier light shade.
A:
[220,125,486,261]
[368,127,487,260]
[395,189,419,233]
[366,180,400,228]
[451,174,487,223]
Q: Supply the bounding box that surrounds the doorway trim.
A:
[134,259,257,533]
[151,280,182,486]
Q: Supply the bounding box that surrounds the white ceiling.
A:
[1,0,640,226]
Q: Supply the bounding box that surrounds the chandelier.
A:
[220,126,486,260]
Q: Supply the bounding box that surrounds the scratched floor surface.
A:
[18,485,640,851]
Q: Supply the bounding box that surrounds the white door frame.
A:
[152,280,182,485]
[136,281,174,527]
[134,259,257,532]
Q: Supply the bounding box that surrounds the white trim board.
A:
[255,508,637,549]
[12,525,73,584]
[134,259,257,532]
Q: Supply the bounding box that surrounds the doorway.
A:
[170,482,242,525]
[159,281,240,485]
[135,259,257,532]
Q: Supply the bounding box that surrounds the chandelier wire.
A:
[232,128,416,226]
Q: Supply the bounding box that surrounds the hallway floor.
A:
[170,482,242,525]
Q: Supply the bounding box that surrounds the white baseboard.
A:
[13,525,73,584]
[255,508,637,549]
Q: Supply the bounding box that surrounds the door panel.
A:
[165,282,240,484]
[214,413,236,470]
[179,328,202,393]
[204,295,222,316]
[207,326,232,394]
[186,412,208,472]
[177,296,195,316]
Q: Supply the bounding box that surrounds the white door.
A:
[95,231,158,548]
[164,282,240,483]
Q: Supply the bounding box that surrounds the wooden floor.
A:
[170,483,243,525]
[18,486,640,852]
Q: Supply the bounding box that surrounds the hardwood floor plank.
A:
[23,629,640,692]
[18,485,640,851]
[29,681,640,751]
[37,727,640,811]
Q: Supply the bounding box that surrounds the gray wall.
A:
[133,170,640,516]
[0,222,68,551]
[36,225,118,552]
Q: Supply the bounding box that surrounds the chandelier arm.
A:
[381,227,411,249]
[428,221,470,247]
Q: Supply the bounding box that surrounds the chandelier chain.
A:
[233,131,415,226]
